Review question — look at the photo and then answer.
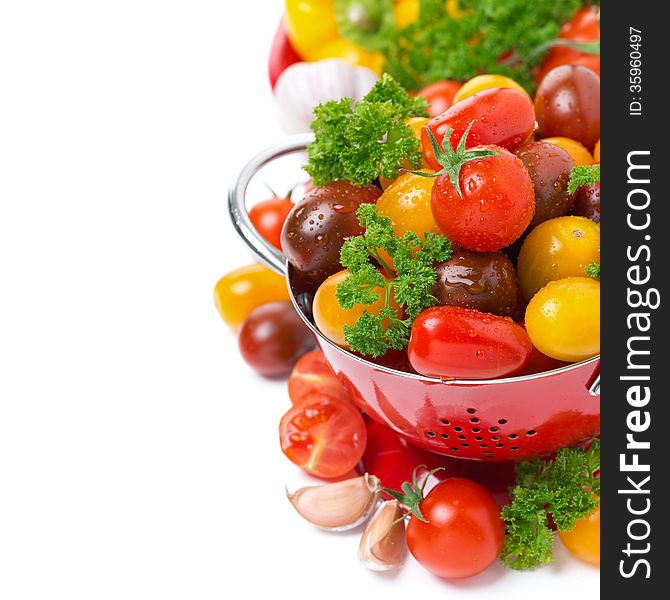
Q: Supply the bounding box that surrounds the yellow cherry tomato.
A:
[542,137,594,166]
[379,117,431,189]
[593,140,600,162]
[452,74,529,104]
[214,264,289,329]
[395,0,419,28]
[559,502,600,565]
[313,269,400,348]
[376,172,441,239]
[525,277,600,362]
[518,216,600,301]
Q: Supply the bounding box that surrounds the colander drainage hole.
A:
[453,426,463,432]
[495,443,504,448]
[440,433,449,440]
[474,436,484,441]
[526,430,537,436]
[469,417,480,424]
[461,443,469,448]
[511,446,520,451]
[491,435,501,441]
[498,419,508,425]
[480,443,488,448]
[472,427,481,433]
[457,435,466,440]
[451,447,459,451]
[426,431,436,437]
[489,426,499,433]
[509,433,519,440]
[440,419,450,426]
[466,408,476,414]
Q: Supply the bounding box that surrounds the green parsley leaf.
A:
[380,0,590,92]
[336,205,452,357]
[568,164,601,194]
[585,261,601,279]
[305,74,428,187]
[501,440,600,570]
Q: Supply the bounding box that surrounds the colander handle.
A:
[228,133,314,276]
[589,372,600,396]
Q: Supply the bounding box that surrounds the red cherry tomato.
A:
[279,392,367,479]
[537,7,600,85]
[406,477,505,579]
[288,349,352,406]
[249,195,295,251]
[408,306,533,379]
[268,19,302,89]
[418,80,462,117]
[422,88,535,171]
[430,145,535,251]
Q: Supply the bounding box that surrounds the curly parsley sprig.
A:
[568,164,600,194]
[501,440,600,570]
[336,204,452,357]
[305,74,428,187]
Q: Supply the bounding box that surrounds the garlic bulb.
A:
[286,473,381,531]
[274,59,378,134]
[358,500,406,571]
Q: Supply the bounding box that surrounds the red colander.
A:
[228,135,600,461]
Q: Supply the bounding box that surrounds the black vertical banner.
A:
[601,2,667,594]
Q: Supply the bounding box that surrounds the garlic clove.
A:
[287,473,381,531]
[358,499,406,571]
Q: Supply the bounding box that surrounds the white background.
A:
[0,2,598,598]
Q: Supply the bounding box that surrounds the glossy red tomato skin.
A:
[238,301,315,377]
[537,7,600,84]
[408,306,533,379]
[249,196,294,250]
[430,145,535,251]
[406,478,505,579]
[288,349,352,406]
[422,88,535,171]
[418,80,462,117]
[535,65,601,150]
[279,393,367,479]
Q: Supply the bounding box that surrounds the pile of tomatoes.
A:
[277,65,600,380]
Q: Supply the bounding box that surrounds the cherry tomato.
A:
[537,7,600,85]
[432,248,519,317]
[249,195,294,250]
[281,181,381,281]
[572,182,601,223]
[418,80,462,117]
[593,140,600,162]
[452,74,528,104]
[279,392,367,479]
[517,216,600,301]
[406,478,505,579]
[422,88,535,171]
[376,172,441,239]
[558,502,600,565]
[515,141,575,230]
[214,264,290,329]
[288,349,351,406]
[430,145,535,251]
[238,301,315,377]
[312,269,400,348]
[542,137,594,166]
[408,306,533,379]
[525,277,600,362]
[268,19,302,89]
[535,65,601,151]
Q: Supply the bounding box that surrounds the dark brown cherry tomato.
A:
[515,141,576,229]
[535,65,601,150]
[281,181,381,281]
[422,88,535,171]
[238,301,315,377]
[432,248,519,317]
[572,182,601,223]
[408,306,533,379]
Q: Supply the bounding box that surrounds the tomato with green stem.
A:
[418,80,462,117]
[386,471,505,579]
[421,87,535,171]
[417,122,535,252]
[279,392,367,479]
